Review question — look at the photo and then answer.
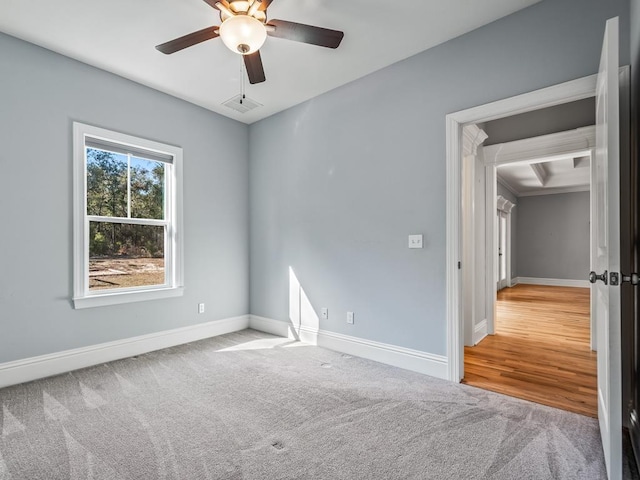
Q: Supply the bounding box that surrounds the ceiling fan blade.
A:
[258,0,274,12]
[244,50,266,84]
[267,20,344,48]
[156,26,220,54]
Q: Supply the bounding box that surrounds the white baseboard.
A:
[298,326,320,345]
[515,277,590,288]
[249,315,448,380]
[249,315,290,337]
[2,313,451,390]
[473,319,488,345]
[317,330,448,380]
[249,316,320,344]
[0,315,250,389]
[248,315,316,342]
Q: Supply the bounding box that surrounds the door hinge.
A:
[609,272,639,286]
[458,261,461,270]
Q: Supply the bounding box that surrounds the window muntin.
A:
[73,123,183,308]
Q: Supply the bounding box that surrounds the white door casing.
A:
[590,148,598,352]
[594,16,622,480]
[446,73,598,382]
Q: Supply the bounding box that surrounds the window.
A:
[73,123,183,308]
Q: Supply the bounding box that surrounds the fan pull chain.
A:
[239,55,246,104]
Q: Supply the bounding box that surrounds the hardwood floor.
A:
[462,284,597,417]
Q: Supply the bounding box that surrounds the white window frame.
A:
[72,122,184,309]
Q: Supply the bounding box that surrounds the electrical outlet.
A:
[347,311,354,324]
[198,303,205,314]
[321,308,329,320]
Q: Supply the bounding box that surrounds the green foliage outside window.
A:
[87,148,165,258]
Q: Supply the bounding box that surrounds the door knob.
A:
[589,270,608,285]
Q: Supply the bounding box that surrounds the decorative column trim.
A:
[462,124,489,156]
[496,195,515,213]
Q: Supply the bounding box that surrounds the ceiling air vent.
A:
[222,94,262,114]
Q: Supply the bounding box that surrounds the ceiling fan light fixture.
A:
[219,15,267,55]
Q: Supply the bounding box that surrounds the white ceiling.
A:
[0,0,541,124]
[497,154,591,197]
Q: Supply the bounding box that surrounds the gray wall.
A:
[516,192,590,280]
[497,182,518,280]
[0,0,630,365]
[0,33,249,363]
[483,98,595,146]
[249,0,629,356]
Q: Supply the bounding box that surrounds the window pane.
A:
[89,222,165,291]
[131,157,165,220]
[86,148,128,217]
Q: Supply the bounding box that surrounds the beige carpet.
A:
[0,329,606,479]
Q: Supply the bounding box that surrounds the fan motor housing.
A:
[220,1,267,23]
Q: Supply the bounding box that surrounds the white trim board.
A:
[249,315,449,380]
[515,277,590,288]
[473,319,488,345]
[0,314,449,390]
[249,315,291,337]
[0,315,250,389]
[248,315,319,344]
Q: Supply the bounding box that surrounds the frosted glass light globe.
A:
[219,15,267,55]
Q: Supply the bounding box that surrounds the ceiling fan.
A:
[156,0,344,84]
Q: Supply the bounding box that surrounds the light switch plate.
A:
[408,234,423,249]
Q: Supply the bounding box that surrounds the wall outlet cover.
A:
[408,234,423,249]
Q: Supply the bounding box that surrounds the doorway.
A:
[445,74,600,383]
[463,130,596,415]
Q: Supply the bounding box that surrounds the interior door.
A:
[593,16,622,480]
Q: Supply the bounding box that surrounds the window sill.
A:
[73,286,184,309]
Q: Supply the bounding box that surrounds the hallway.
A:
[462,284,597,417]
